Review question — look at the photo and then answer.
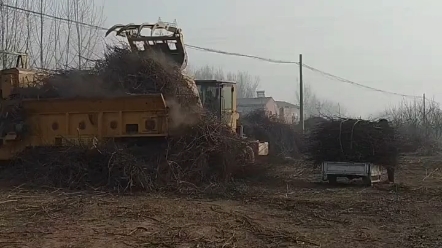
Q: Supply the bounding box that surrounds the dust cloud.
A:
[166,98,201,130]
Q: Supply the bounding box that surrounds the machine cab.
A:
[195,80,238,128]
[0,55,35,99]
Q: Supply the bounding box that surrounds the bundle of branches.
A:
[9,142,158,192]
[94,46,200,109]
[241,110,302,159]
[14,70,115,99]
[306,118,399,166]
[17,45,200,111]
[4,115,255,192]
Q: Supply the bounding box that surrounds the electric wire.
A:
[0,3,437,104]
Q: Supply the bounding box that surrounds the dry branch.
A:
[8,116,252,193]
[306,118,399,167]
[19,45,200,108]
[241,110,302,159]
[1,46,262,193]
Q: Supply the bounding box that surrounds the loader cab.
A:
[0,55,35,99]
[195,80,238,129]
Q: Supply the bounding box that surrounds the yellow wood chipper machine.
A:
[0,20,268,161]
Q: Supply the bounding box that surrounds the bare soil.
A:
[0,156,441,248]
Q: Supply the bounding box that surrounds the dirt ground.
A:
[0,156,441,248]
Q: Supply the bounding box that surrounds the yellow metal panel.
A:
[102,112,120,137]
[68,113,99,136]
[22,94,166,113]
[0,94,169,161]
[37,113,67,142]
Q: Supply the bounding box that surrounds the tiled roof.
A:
[237,97,273,107]
[276,101,299,109]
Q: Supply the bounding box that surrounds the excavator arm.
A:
[105,20,187,71]
[105,20,201,107]
[105,22,181,38]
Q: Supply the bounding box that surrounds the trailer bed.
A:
[322,161,385,185]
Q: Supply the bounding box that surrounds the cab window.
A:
[221,85,233,110]
[197,84,221,116]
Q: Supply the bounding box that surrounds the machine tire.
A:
[362,176,372,186]
[387,168,395,183]
[328,175,337,185]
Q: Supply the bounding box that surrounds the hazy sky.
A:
[102,0,441,117]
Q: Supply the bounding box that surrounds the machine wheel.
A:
[387,168,395,183]
[362,176,372,186]
[328,175,337,185]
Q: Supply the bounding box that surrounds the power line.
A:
[186,44,298,64]
[301,64,419,99]
[188,44,424,99]
[0,3,434,102]
[2,3,106,30]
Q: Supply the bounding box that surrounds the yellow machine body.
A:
[0,21,265,161]
[0,65,168,160]
[194,80,240,131]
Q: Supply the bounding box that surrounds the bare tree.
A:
[380,98,442,153]
[190,65,225,81]
[226,71,260,98]
[0,0,105,70]
[295,83,345,118]
[188,65,260,98]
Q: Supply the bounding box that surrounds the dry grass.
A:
[0,155,441,247]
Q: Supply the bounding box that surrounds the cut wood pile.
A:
[306,118,399,166]
[15,46,200,110]
[9,116,251,192]
[2,45,258,193]
[241,110,302,159]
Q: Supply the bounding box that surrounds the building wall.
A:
[237,98,279,117]
[279,106,300,124]
[265,98,279,117]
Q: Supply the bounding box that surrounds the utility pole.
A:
[1,0,6,69]
[423,93,426,137]
[299,54,304,132]
[40,0,44,68]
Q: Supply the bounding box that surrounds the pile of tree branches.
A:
[306,118,399,166]
[1,46,261,193]
[159,115,252,188]
[6,115,252,192]
[15,45,200,109]
[10,143,154,192]
[241,110,302,159]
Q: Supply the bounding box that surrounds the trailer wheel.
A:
[244,145,255,164]
[328,175,337,185]
[387,168,395,183]
[362,176,372,186]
